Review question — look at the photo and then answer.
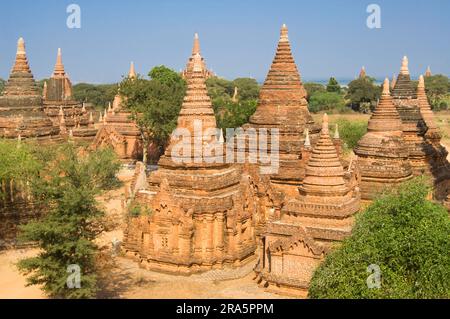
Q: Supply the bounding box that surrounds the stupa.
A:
[355,78,413,200]
[124,49,257,273]
[43,48,97,141]
[181,33,215,80]
[0,38,60,142]
[255,114,360,297]
[91,62,143,161]
[425,66,432,77]
[417,75,450,199]
[359,66,366,78]
[240,24,320,202]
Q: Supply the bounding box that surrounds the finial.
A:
[218,129,224,143]
[322,113,329,134]
[304,129,311,148]
[17,37,25,54]
[99,112,103,122]
[400,56,409,75]
[382,77,390,95]
[425,66,432,77]
[334,123,340,139]
[192,32,201,55]
[89,112,94,123]
[82,102,86,112]
[280,24,289,42]
[129,61,136,78]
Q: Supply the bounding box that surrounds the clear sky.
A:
[0,0,449,83]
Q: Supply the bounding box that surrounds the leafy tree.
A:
[309,177,450,299]
[424,75,450,110]
[17,145,121,299]
[332,118,367,152]
[309,92,348,113]
[72,83,118,110]
[231,78,260,101]
[346,77,381,113]
[304,82,326,101]
[206,76,234,101]
[217,99,258,130]
[0,78,6,95]
[326,77,341,93]
[120,66,186,163]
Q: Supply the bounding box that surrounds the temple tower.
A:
[255,114,360,297]
[124,48,257,273]
[355,78,413,200]
[241,24,320,201]
[0,38,60,142]
[181,33,214,79]
[43,48,96,141]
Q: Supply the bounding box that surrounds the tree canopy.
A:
[309,177,450,299]
[17,144,121,299]
[346,77,381,113]
[309,92,347,113]
[424,74,450,110]
[72,83,118,110]
[326,77,341,93]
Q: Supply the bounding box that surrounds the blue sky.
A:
[0,0,449,83]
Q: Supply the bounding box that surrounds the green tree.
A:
[304,82,326,101]
[309,177,450,299]
[231,78,260,101]
[120,66,186,163]
[332,118,367,152]
[309,92,348,113]
[217,99,258,130]
[346,77,381,113]
[72,83,118,110]
[326,77,341,93]
[424,75,450,110]
[0,78,6,95]
[17,145,121,299]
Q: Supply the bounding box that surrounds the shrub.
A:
[309,177,450,299]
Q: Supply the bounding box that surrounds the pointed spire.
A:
[368,78,403,132]
[425,66,432,77]
[43,81,48,99]
[280,23,289,42]
[10,37,33,76]
[128,61,136,79]
[192,33,200,55]
[418,75,439,134]
[99,112,103,123]
[334,123,340,139]
[391,74,397,90]
[53,48,66,77]
[359,66,366,78]
[304,128,311,148]
[89,112,94,124]
[108,102,112,112]
[322,113,329,135]
[400,56,409,75]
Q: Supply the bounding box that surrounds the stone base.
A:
[254,271,309,298]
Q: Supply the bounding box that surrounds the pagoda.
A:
[392,56,437,177]
[417,75,450,199]
[181,33,215,80]
[255,114,360,297]
[43,48,97,141]
[359,66,366,78]
[124,48,257,274]
[0,38,60,142]
[91,62,143,161]
[240,24,320,202]
[355,78,413,200]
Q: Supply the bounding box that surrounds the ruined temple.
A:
[92,62,143,161]
[0,38,60,142]
[43,48,97,141]
[124,49,257,273]
[355,78,413,200]
[255,114,360,297]
[181,33,215,80]
[240,24,320,204]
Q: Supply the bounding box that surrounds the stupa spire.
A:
[53,48,66,77]
[192,32,201,55]
[359,66,366,78]
[425,66,432,77]
[11,37,32,75]
[368,78,403,133]
[400,56,409,75]
[417,75,439,134]
[128,61,136,79]
[280,23,289,42]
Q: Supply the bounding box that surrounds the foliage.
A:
[332,118,367,152]
[217,100,258,130]
[326,77,341,93]
[72,83,118,110]
[424,75,450,110]
[120,66,186,161]
[309,177,450,299]
[17,145,121,299]
[128,202,153,217]
[309,92,348,113]
[231,78,260,101]
[0,78,6,94]
[304,82,326,100]
[346,77,381,113]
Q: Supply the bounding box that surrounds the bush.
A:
[309,92,348,113]
[333,118,367,151]
[309,177,450,299]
